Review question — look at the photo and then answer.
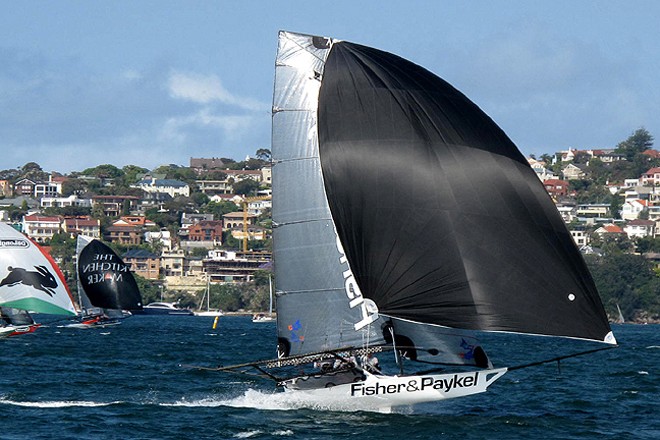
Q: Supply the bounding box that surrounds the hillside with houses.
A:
[1,131,659,322]
[0,152,274,312]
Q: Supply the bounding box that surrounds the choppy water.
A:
[0,316,657,439]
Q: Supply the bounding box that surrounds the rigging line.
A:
[272,155,320,164]
[273,218,333,228]
[507,345,618,372]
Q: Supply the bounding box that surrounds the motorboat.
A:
[135,302,194,316]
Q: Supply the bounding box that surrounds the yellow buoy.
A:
[212,316,219,329]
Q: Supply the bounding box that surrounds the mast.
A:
[268,275,273,316]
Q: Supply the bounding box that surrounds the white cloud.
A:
[167,71,265,111]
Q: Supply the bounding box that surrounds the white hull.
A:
[0,323,40,338]
[283,368,507,411]
[194,310,224,317]
[64,321,122,329]
[252,316,275,323]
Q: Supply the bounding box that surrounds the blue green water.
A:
[0,316,657,439]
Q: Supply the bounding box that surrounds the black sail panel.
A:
[317,41,612,343]
[77,240,143,311]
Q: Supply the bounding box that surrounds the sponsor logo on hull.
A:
[350,373,479,396]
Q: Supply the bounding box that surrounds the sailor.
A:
[361,353,380,373]
[333,355,356,370]
[314,360,333,372]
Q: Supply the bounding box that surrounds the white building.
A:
[132,178,190,198]
[623,219,655,239]
[40,195,92,209]
[144,229,173,251]
[22,214,62,243]
[621,199,648,221]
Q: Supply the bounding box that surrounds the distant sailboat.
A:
[0,307,39,337]
[0,222,77,337]
[68,236,143,328]
[252,275,275,322]
[616,303,625,324]
[193,31,616,412]
[194,275,223,317]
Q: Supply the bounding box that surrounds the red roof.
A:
[604,225,623,233]
[24,214,61,222]
[543,179,568,185]
[64,218,99,227]
[627,219,655,226]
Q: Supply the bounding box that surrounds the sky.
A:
[1,0,659,173]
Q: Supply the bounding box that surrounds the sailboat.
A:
[615,303,625,324]
[0,222,77,337]
[193,31,616,411]
[252,275,275,322]
[194,275,224,317]
[0,307,39,337]
[68,235,143,328]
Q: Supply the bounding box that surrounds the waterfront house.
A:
[34,175,66,198]
[561,163,585,180]
[543,179,569,199]
[13,178,36,197]
[0,180,12,197]
[623,219,655,239]
[63,216,101,238]
[22,214,62,243]
[123,249,161,280]
[222,211,257,230]
[132,177,190,198]
[576,203,610,218]
[190,157,226,174]
[594,223,625,237]
[188,220,223,244]
[641,167,660,186]
[92,195,140,217]
[621,199,648,221]
[203,250,271,283]
[40,195,93,209]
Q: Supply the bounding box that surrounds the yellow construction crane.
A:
[241,195,271,252]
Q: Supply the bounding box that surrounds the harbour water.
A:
[0,316,657,439]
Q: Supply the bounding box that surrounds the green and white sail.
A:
[0,223,77,316]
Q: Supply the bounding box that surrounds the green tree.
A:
[134,275,162,304]
[191,191,210,206]
[255,148,272,162]
[151,164,197,185]
[121,165,149,185]
[635,237,660,253]
[20,162,48,182]
[82,164,124,179]
[203,200,238,219]
[233,179,259,196]
[615,127,654,161]
[586,253,660,321]
[61,178,86,197]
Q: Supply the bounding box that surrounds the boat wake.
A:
[0,398,120,408]
[162,388,400,413]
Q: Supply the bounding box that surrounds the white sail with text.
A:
[0,222,77,317]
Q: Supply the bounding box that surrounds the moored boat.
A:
[136,302,194,316]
